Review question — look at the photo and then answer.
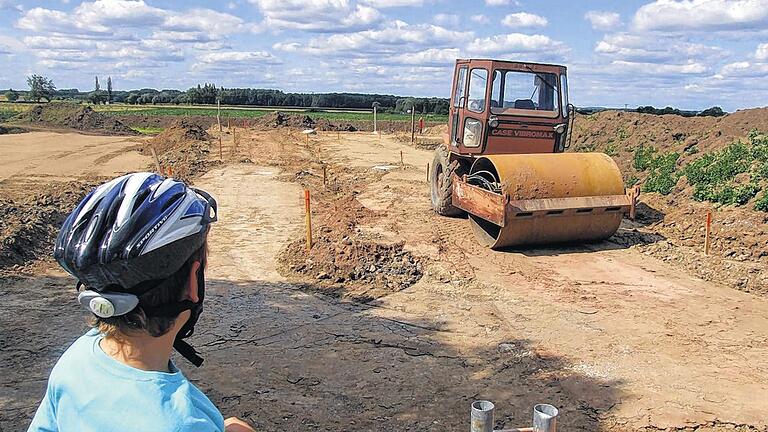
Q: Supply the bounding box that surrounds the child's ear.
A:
[186,261,201,303]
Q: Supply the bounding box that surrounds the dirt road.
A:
[1,129,766,431]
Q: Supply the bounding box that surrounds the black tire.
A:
[430,146,464,216]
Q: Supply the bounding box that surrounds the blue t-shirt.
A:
[28,329,224,432]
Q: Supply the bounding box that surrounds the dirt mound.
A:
[149,119,212,154]
[147,120,218,182]
[254,111,358,132]
[278,195,422,301]
[13,103,136,135]
[0,181,97,271]
[572,108,768,293]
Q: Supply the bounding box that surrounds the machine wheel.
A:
[430,146,464,216]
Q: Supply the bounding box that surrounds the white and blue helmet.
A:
[54,172,217,291]
[54,173,217,366]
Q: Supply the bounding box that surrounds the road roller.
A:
[430,59,637,249]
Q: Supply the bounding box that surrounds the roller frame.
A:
[451,173,637,233]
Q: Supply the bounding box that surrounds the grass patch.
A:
[131,127,165,135]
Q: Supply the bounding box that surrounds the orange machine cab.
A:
[447,59,571,156]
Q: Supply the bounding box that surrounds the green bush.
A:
[755,192,768,212]
[633,145,657,171]
[642,152,680,195]
[683,131,768,209]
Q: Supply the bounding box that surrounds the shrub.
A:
[683,131,768,208]
[755,192,768,212]
[633,145,657,171]
[642,152,680,195]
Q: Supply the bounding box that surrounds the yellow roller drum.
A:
[468,152,628,248]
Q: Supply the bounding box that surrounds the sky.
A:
[0,0,767,111]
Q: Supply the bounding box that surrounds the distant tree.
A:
[106,76,113,104]
[125,92,139,105]
[5,88,19,102]
[698,106,726,117]
[90,75,105,104]
[26,74,56,102]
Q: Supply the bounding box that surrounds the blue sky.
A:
[0,0,767,110]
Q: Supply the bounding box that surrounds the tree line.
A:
[6,76,451,114]
[6,75,728,117]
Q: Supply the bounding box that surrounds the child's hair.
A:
[92,243,207,339]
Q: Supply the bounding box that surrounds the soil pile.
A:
[13,103,136,135]
[0,182,96,271]
[149,119,212,153]
[278,195,423,301]
[254,111,358,132]
[148,120,218,182]
[572,109,768,294]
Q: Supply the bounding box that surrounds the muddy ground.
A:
[1,123,767,431]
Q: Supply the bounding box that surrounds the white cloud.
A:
[196,50,279,64]
[718,60,768,77]
[359,0,424,6]
[387,48,460,66]
[0,0,22,12]
[584,11,621,30]
[433,13,459,26]
[249,0,381,32]
[610,60,709,75]
[470,14,489,24]
[756,43,768,60]
[633,0,768,32]
[501,12,548,28]
[274,20,473,57]
[595,33,724,63]
[485,0,519,5]
[466,33,568,59]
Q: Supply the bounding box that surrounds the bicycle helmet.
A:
[54,172,218,366]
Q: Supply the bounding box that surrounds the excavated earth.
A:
[11,103,136,135]
[1,116,767,432]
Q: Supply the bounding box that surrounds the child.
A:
[29,173,254,432]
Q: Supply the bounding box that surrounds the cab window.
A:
[467,68,488,113]
[490,69,559,117]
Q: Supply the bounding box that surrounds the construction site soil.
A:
[10,103,136,135]
[1,109,767,431]
[114,110,442,134]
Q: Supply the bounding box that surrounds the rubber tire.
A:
[430,146,464,216]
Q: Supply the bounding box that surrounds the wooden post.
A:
[705,210,712,255]
[322,165,327,188]
[426,163,430,182]
[304,189,312,251]
[410,106,415,143]
[217,99,222,134]
[400,150,404,167]
[218,135,223,160]
[373,105,378,133]
[149,146,162,173]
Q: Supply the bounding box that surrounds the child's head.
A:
[93,243,207,339]
[54,173,217,365]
